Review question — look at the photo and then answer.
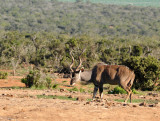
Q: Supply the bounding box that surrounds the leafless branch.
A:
[69,50,74,72]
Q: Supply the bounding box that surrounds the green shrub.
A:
[0,72,8,79]
[108,86,139,94]
[21,78,28,87]
[52,84,59,89]
[46,77,52,89]
[21,70,39,88]
[132,88,139,94]
[108,86,127,94]
[21,70,53,89]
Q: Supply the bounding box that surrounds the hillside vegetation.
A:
[0,0,160,36]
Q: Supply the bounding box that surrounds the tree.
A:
[0,31,28,75]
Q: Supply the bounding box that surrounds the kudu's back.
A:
[91,63,135,87]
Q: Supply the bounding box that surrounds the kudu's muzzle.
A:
[70,77,76,86]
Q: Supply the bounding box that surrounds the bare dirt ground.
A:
[0,75,160,121]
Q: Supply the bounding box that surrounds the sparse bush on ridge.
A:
[0,0,160,36]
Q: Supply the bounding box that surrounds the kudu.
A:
[91,62,135,103]
[69,50,92,86]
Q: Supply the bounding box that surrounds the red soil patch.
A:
[0,76,25,87]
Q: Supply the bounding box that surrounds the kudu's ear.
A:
[80,67,84,72]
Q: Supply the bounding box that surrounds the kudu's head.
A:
[70,67,85,86]
[69,50,85,86]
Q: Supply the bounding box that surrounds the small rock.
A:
[96,99,102,102]
[6,94,13,97]
[76,96,85,101]
[46,90,50,92]
[3,107,7,110]
[101,104,105,106]
[127,103,133,107]
[132,104,138,107]
[68,95,74,98]
[86,101,91,104]
[123,103,129,106]
[105,106,109,108]
[72,91,77,94]
[148,93,158,97]
[155,102,160,107]
[105,101,112,107]
[30,95,36,99]
[139,95,145,98]
[152,94,158,97]
[60,88,65,92]
[148,92,153,96]
[155,99,159,101]
[139,102,147,106]
[21,109,25,112]
[2,94,5,96]
[148,104,155,107]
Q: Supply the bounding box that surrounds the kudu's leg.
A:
[92,86,98,100]
[129,90,132,103]
[124,89,132,103]
[129,77,134,103]
[121,84,132,103]
[99,85,103,99]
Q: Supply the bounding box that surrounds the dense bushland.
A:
[0,0,160,36]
